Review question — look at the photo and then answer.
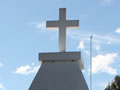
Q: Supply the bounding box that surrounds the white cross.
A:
[46,8,79,52]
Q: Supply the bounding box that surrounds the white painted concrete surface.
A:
[29,61,88,90]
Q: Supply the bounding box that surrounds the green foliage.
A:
[105,75,120,90]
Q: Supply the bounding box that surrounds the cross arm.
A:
[66,20,79,28]
[46,21,59,29]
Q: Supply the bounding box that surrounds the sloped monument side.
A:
[29,8,89,90]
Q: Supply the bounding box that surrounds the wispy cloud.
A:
[35,21,58,33]
[28,21,46,31]
[68,31,118,43]
[77,40,85,49]
[14,63,40,75]
[91,53,117,75]
[68,30,120,50]
[116,28,120,33]
[36,21,46,30]
[95,45,100,51]
[95,81,108,89]
[0,83,5,90]
[103,0,112,4]
[0,62,3,68]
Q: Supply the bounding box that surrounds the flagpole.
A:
[90,35,92,90]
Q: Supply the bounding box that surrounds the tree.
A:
[105,75,120,90]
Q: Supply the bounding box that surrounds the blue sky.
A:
[0,0,120,90]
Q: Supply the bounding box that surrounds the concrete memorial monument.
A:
[29,8,89,90]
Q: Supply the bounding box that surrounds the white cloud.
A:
[116,28,120,33]
[77,40,85,49]
[32,62,35,66]
[96,45,100,50]
[91,53,117,75]
[104,0,112,4]
[36,21,46,30]
[0,62,3,68]
[14,63,40,75]
[0,83,5,90]
[107,41,111,45]
[85,50,89,55]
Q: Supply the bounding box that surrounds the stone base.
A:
[39,52,84,69]
[29,61,89,90]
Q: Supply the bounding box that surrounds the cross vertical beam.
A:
[59,8,66,52]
